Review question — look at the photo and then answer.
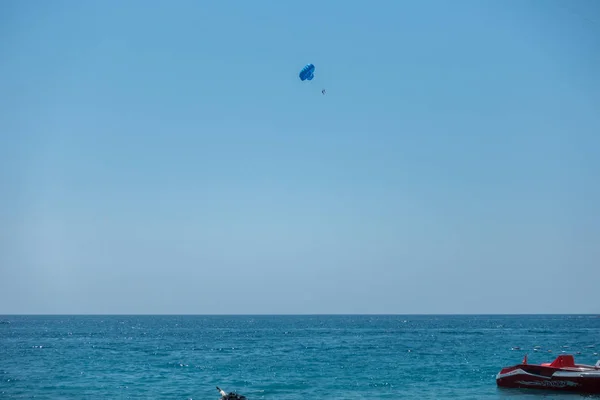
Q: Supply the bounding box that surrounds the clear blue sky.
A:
[1,0,598,314]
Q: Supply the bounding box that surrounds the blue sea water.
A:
[1,315,599,399]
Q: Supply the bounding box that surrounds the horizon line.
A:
[1,313,598,317]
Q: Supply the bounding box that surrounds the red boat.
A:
[496,354,600,393]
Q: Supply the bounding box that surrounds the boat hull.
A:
[496,365,600,394]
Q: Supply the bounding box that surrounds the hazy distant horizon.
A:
[1,313,599,317]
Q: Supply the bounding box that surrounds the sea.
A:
[1,315,599,399]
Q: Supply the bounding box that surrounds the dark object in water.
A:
[217,386,247,400]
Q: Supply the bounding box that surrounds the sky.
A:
[0,0,599,315]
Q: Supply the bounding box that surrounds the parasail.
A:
[298,64,315,81]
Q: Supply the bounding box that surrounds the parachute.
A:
[299,63,326,94]
[298,64,315,81]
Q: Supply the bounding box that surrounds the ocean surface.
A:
[1,315,599,399]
